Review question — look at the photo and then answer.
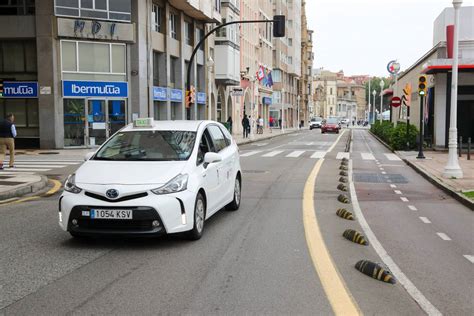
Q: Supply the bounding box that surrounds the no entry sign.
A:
[391,96,401,108]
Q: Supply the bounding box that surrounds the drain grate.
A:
[354,173,408,184]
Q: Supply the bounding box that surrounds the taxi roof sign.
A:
[133,117,154,128]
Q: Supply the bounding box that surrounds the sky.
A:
[306,0,474,77]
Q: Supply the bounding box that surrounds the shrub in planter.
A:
[389,122,418,150]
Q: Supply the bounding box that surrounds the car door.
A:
[207,125,234,208]
[196,128,220,216]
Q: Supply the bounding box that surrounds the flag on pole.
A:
[256,66,265,81]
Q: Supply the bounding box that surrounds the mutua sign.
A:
[63,80,128,98]
[2,82,38,98]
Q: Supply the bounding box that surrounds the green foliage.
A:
[462,191,474,199]
[371,121,418,150]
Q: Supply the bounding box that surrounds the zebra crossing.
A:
[239,150,403,161]
[1,157,83,173]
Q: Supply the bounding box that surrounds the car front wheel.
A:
[226,176,241,211]
[187,193,206,240]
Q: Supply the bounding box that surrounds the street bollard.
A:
[468,137,471,161]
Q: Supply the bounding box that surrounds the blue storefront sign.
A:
[153,86,168,101]
[3,81,38,98]
[263,97,272,105]
[169,89,183,102]
[197,92,206,104]
[63,80,128,98]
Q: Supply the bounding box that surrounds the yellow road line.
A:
[302,130,361,316]
[0,179,62,207]
[45,179,62,196]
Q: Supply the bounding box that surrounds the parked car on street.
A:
[321,117,341,134]
[59,119,242,240]
[309,117,323,130]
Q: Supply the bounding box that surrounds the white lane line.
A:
[463,255,474,263]
[240,150,261,157]
[394,190,402,195]
[419,217,431,224]
[4,161,80,165]
[381,171,387,174]
[408,205,418,211]
[348,158,442,316]
[385,153,402,161]
[336,152,350,160]
[390,184,397,188]
[311,151,326,159]
[253,142,269,147]
[10,164,67,168]
[379,168,385,171]
[286,150,305,158]
[3,168,51,172]
[262,150,284,157]
[361,152,375,160]
[387,180,392,183]
[436,232,452,241]
[400,197,409,202]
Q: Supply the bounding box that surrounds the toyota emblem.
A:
[106,189,119,199]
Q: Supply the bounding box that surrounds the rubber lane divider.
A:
[339,177,348,183]
[339,165,348,171]
[337,183,348,192]
[355,260,396,284]
[343,229,369,246]
[336,208,355,220]
[338,194,350,204]
[303,158,361,315]
[339,170,348,176]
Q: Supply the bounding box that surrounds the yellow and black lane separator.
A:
[341,157,349,163]
[336,208,355,220]
[340,160,348,165]
[338,194,350,204]
[339,176,348,183]
[339,170,348,176]
[355,260,396,284]
[343,229,368,246]
[339,165,348,171]
[337,183,348,192]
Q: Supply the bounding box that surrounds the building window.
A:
[55,0,131,22]
[287,20,293,28]
[272,69,281,83]
[60,40,126,81]
[330,88,333,95]
[288,38,292,46]
[0,0,35,15]
[169,12,178,39]
[185,21,193,45]
[216,18,226,38]
[214,0,221,12]
[152,3,164,33]
[287,56,292,65]
[197,28,204,50]
[170,57,178,85]
[0,40,37,73]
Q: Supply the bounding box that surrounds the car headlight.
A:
[64,174,82,194]
[151,174,188,195]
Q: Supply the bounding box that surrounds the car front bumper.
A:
[59,189,197,236]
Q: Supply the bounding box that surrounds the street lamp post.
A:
[281,88,285,132]
[379,80,384,123]
[444,0,463,178]
[297,95,301,130]
[368,77,371,124]
[372,89,376,124]
[250,76,256,140]
[206,56,214,121]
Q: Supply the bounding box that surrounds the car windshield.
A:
[326,118,338,124]
[93,130,196,161]
[311,117,322,122]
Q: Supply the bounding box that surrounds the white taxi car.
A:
[59,119,242,240]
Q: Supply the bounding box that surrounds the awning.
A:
[382,89,393,96]
[422,58,474,74]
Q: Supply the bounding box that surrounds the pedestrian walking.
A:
[278,118,282,130]
[227,116,233,134]
[0,113,17,170]
[269,116,274,133]
[242,114,250,138]
[258,116,264,134]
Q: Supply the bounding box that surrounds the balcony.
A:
[168,0,221,23]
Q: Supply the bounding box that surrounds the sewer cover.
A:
[354,173,408,184]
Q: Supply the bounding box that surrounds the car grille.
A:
[85,191,148,203]
[77,219,152,231]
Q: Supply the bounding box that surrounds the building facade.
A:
[299,0,313,126]
[0,0,220,148]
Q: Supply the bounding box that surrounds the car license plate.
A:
[90,209,133,219]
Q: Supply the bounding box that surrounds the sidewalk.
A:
[396,150,474,209]
[0,127,298,201]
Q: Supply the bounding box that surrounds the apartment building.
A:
[0,0,220,148]
[312,68,337,118]
[300,0,313,125]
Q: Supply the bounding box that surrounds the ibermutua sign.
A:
[63,80,128,98]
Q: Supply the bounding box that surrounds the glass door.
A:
[108,100,126,136]
[87,99,107,146]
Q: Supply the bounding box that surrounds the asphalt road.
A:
[0,128,472,315]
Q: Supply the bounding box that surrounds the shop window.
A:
[152,3,164,33]
[55,0,131,22]
[63,99,85,147]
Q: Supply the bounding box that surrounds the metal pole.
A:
[297,96,300,130]
[368,78,371,124]
[468,137,471,160]
[406,105,411,150]
[417,95,425,159]
[379,92,383,123]
[443,0,463,178]
[281,89,285,132]
[459,136,462,157]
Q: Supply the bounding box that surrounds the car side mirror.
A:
[203,152,222,168]
[84,152,95,161]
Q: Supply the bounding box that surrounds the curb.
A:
[368,130,474,211]
[0,175,49,201]
[236,129,298,146]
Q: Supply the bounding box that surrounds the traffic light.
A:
[418,75,427,96]
[0,79,3,97]
[273,15,285,37]
[190,85,196,104]
[185,90,191,108]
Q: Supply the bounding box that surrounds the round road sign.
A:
[391,96,401,108]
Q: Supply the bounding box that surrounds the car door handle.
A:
[202,174,206,178]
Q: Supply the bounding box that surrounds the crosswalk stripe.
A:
[10,164,67,168]
[336,152,350,160]
[286,150,305,158]
[240,151,261,157]
[262,150,284,157]
[4,161,80,165]
[384,153,402,161]
[361,152,375,160]
[2,168,51,172]
[311,151,326,159]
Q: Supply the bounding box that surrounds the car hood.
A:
[325,123,339,127]
[75,160,188,185]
